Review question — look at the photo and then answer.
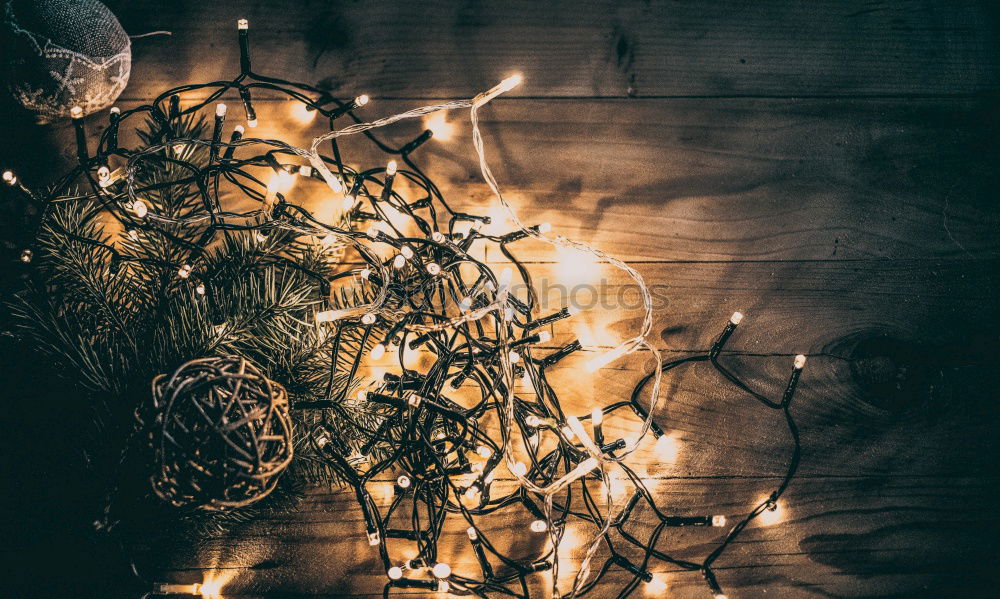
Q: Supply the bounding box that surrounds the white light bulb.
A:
[386,160,398,176]
[459,296,472,312]
[397,475,411,488]
[794,354,807,369]
[178,264,192,279]
[291,102,316,124]
[367,531,380,546]
[591,407,603,427]
[216,103,227,117]
[393,254,406,269]
[341,195,356,211]
[360,268,371,280]
[437,581,449,593]
[400,246,414,259]
[387,566,403,580]
[237,18,248,30]
[712,515,727,527]
[537,330,552,343]
[584,344,628,372]
[247,118,258,128]
[2,170,14,184]
[476,446,492,459]
[299,165,312,177]
[426,262,441,275]
[730,311,744,325]
[525,414,541,428]
[195,284,206,295]
[127,229,139,241]
[466,526,478,540]
[511,462,527,476]
[432,563,452,579]
[234,124,245,134]
[498,267,513,288]
[370,343,386,360]
[508,351,520,364]
[357,389,368,401]
[361,313,377,325]
[561,425,575,440]
[432,231,445,243]
[355,94,370,107]
[70,106,83,119]
[132,200,148,219]
[530,520,547,532]
[538,222,552,234]
[97,166,110,180]
[499,74,523,92]
[255,231,267,243]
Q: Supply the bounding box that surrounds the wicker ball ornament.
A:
[147,356,293,511]
[2,0,131,123]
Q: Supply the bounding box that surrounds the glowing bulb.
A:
[2,170,14,184]
[360,268,371,280]
[712,515,727,527]
[426,262,441,275]
[320,234,338,246]
[127,229,139,241]
[255,231,267,242]
[20,249,33,263]
[525,414,541,428]
[361,313,377,325]
[341,195,356,211]
[299,165,312,177]
[234,124,245,134]
[237,18,248,30]
[355,94,370,107]
[195,284,206,295]
[393,254,406,269]
[499,74,523,92]
[432,563,452,578]
[730,311,744,325]
[508,351,520,364]
[476,446,492,459]
[432,231,445,243]
[537,330,551,343]
[715,595,728,599]
[584,344,628,372]
[511,462,527,476]
[646,575,668,594]
[459,296,472,312]
[400,246,414,259]
[370,343,386,360]
[423,112,455,141]
[178,264,192,278]
[368,531,380,546]
[97,166,110,181]
[357,389,368,401]
[291,102,317,123]
[132,200,148,219]
[654,434,680,462]
[561,425,575,440]
[387,566,403,580]
[591,408,603,427]
[758,500,784,526]
[466,527,478,540]
[70,106,83,119]
[794,354,807,369]
[538,222,552,234]
[530,520,547,532]
[437,581,450,593]
[247,118,258,128]
[397,475,411,488]
[215,103,227,117]
[386,160,398,176]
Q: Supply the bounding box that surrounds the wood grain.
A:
[108,0,1000,99]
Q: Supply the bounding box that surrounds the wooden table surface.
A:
[3,1,999,597]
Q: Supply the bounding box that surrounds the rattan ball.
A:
[147,356,293,511]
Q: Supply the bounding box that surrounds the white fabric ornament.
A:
[2,0,130,123]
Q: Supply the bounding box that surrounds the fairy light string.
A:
[3,20,809,599]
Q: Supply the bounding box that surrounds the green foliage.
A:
[10,115,379,535]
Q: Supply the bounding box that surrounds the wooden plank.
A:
[143,476,998,597]
[108,0,1000,99]
[36,97,999,262]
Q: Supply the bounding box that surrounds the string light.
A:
[8,19,812,599]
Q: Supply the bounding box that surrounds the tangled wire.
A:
[5,19,808,599]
